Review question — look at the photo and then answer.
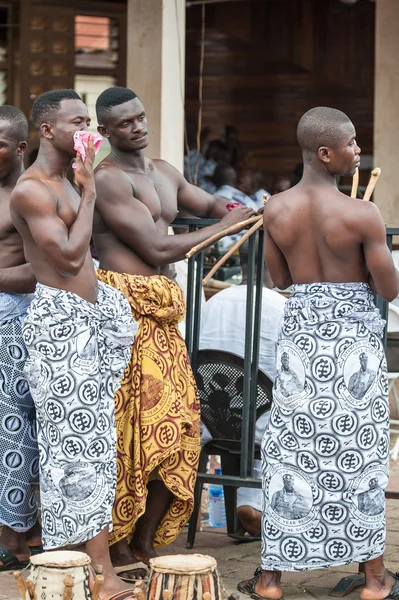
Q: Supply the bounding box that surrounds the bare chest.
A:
[127,170,178,225]
[0,193,18,240]
[54,183,81,227]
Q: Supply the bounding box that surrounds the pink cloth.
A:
[225,202,242,211]
[72,131,103,168]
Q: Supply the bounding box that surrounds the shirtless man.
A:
[0,106,42,572]
[93,86,254,581]
[10,89,137,600]
[238,107,399,600]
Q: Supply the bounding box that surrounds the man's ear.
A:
[17,141,28,156]
[97,125,109,138]
[41,122,53,140]
[318,146,331,164]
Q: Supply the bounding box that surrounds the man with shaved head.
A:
[93,86,254,581]
[238,107,399,600]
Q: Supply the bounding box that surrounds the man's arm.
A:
[160,161,229,218]
[94,168,255,267]
[0,263,36,293]
[263,210,293,290]
[361,202,399,302]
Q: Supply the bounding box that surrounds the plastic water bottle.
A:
[208,468,226,527]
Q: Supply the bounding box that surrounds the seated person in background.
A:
[207,125,245,169]
[184,121,217,194]
[200,236,286,535]
[213,164,258,211]
[238,167,270,208]
[270,175,291,195]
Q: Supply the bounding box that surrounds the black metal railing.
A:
[173,219,399,496]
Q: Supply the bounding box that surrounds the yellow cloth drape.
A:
[97,270,200,547]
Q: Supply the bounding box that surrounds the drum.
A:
[147,554,223,600]
[16,550,100,600]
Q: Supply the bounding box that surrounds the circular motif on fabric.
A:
[30,457,39,478]
[346,521,370,542]
[309,398,336,419]
[377,433,389,459]
[357,424,377,450]
[330,287,355,301]
[42,509,56,535]
[278,430,299,451]
[85,438,108,460]
[6,487,25,506]
[15,378,30,398]
[325,539,352,561]
[370,528,385,548]
[140,425,152,443]
[274,342,307,410]
[318,471,345,492]
[62,436,85,459]
[293,414,315,438]
[270,407,284,428]
[36,341,57,360]
[294,333,317,357]
[155,421,178,449]
[315,434,339,457]
[312,356,336,382]
[3,414,23,434]
[297,451,319,474]
[69,408,96,434]
[332,413,358,436]
[264,523,283,540]
[334,302,354,319]
[50,323,75,341]
[185,450,200,467]
[4,450,23,470]
[8,344,23,360]
[378,372,389,396]
[321,503,347,524]
[281,537,306,562]
[23,324,35,345]
[337,450,363,473]
[47,423,60,446]
[282,320,300,336]
[316,322,341,340]
[357,322,369,338]
[51,372,74,397]
[339,342,381,410]
[78,380,99,405]
[62,515,77,538]
[264,438,282,460]
[303,522,327,543]
[45,398,65,424]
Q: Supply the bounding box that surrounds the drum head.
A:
[30,550,91,567]
[150,554,217,574]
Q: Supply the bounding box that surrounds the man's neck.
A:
[110,146,147,172]
[300,162,339,189]
[35,143,72,179]
[0,161,25,190]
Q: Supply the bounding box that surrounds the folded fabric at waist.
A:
[0,292,34,321]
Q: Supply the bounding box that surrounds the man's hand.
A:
[74,134,95,191]
[219,206,256,227]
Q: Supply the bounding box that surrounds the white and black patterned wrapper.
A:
[0,293,39,531]
[22,282,138,549]
[261,282,389,571]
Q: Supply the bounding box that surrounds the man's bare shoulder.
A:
[11,171,54,211]
[151,158,181,179]
[94,160,132,192]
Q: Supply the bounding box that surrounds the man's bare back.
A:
[93,90,255,277]
[263,114,399,302]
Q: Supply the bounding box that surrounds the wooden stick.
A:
[91,574,104,600]
[133,586,146,600]
[351,167,359,198]
[185,215,260,258]
[26,580,37,600]
[63,574,74,600]
[363,167,381,202]
[202,216,263,285]
[13,572,27,600]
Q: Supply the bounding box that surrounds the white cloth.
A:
[200,284,286,510]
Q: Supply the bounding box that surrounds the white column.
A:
[374,0,399,226]
[127,0,186,172]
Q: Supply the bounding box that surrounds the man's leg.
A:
[110,480,173,580]
[360,557,396,600]
[236,505,261,536]
[86,527,131,597]
[0,527,31,563]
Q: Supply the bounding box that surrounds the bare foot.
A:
[91,563,132,599]
[360,571,396,600]
[110,539,149,581]
[237,506,261,536]
[254,571,283,600]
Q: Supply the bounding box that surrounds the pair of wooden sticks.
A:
[187,167,382,286]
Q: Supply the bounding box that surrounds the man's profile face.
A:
[102,98,148,153]
[50,99,91,157]
[0,121,23,180]
[360,353,368,370]
[283,475,294,492]
[328,121,361,177]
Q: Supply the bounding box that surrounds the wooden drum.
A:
[15,551,98,600]
[147,554,223,600]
